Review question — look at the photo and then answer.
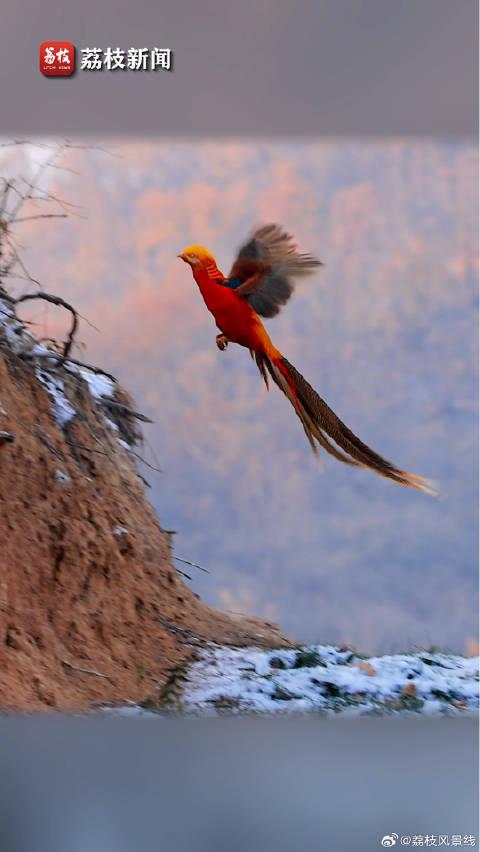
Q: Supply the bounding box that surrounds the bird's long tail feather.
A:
[254,352,435,495]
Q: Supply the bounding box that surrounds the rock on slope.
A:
[0,294,290,712]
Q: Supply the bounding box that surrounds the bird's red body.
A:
[192,260,279,359]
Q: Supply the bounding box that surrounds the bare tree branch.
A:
[61,659,113,681]
[0,140,52,149]
[1,234,43,284]
[63,357,117,382]
[30,351,118,384]
[100,398,153,424]
[10,213,68,224]
[175,568,192,581]
[63,439,109,457]
[8,142,66,222]
[129,449,162,473]
[0,180,13,218]
[174,556,210,575]
[15,291,78,358]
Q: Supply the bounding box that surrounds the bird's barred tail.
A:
[254,352,436,495]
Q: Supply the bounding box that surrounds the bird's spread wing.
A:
[227,224,322,318]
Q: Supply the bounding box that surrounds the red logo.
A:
[39,42,75,76]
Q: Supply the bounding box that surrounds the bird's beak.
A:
[177,252,186,261]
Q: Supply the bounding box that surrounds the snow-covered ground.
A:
[178,644,479,716]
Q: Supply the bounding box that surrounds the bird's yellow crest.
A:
[178,244,215,262]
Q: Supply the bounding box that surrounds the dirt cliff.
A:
[0,292,291,712]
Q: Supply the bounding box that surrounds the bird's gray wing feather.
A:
[229,224,322,318]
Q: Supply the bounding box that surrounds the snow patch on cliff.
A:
[0,297,119,432]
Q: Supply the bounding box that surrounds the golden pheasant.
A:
[178,224,433,493]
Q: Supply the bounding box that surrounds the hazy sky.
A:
[2,139,478,653]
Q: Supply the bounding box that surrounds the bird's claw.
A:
[216,334,229,351]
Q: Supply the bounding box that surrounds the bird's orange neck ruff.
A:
[192,261,231,314]
[196,257,225,282]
